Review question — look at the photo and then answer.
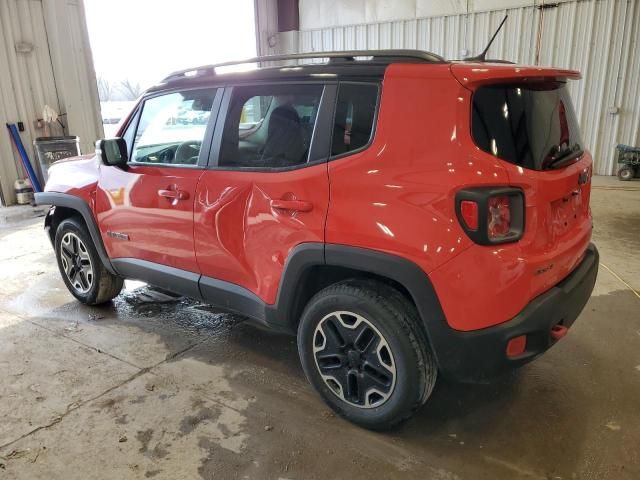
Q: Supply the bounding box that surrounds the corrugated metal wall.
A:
[296,0,639,175]
[0,0,57,204]
[44,0,104,155]
[255,0,279,55]
[0,0,102,205]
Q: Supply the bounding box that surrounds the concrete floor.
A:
[0,175,638,479]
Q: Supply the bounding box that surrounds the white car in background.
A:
[100,101,136,137]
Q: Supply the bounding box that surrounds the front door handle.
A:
[270,199,313,212]
[158,188,189,201]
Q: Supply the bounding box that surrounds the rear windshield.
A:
[472,83,584,170]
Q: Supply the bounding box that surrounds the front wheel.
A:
[617,165,635,181]
[297,279,437,430]
[54,217,123,305]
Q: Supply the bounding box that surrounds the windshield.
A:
[472,82,584,170]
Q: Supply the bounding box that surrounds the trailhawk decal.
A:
[106,231,130,241]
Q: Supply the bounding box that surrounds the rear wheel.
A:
[54,217,123,305]
[297,279,437,430]
[617,165,635,181]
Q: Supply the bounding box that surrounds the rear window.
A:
[472,83,584,170]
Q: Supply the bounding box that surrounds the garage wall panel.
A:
[298,0,583,30]
[44,0,103,155]
[615,0,640,158]
[296,0,640,175]
[0,0,102,204]
[0,0,62,204]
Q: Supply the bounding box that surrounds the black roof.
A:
[147,49,446,93]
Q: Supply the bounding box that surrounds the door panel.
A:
[96,88,220,273]
[96,165,202,272]
[194,165,329,303]
[194,83,334,304]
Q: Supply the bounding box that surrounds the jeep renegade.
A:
[35,50,599,430]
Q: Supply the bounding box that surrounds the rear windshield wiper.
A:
[545,145,584,170]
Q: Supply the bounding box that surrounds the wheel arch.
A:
[271,243,449,366]
[35,192,117,275]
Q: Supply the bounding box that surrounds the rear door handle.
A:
[270,199,313,212]
[158,188,189,201]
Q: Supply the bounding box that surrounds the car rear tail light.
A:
[455,188,524,245]
[488,195,511,239]
[460,200,479,231]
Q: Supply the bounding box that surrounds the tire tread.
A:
[299,278,437,430]
[55,218,123,305]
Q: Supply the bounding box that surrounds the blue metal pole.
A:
[6,123,42,192]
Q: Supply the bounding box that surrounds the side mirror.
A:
[96,138,128,167]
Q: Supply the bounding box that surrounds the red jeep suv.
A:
[36,50,598,430]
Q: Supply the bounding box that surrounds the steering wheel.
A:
[174,141,202,165]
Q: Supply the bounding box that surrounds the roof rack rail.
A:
[162,49,445,82]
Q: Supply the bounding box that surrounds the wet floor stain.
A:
[179,407,222,436]
[136,429,153,454]
[136,429,170,459]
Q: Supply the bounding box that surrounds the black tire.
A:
[297,279,437,430]
[54,217,123,305]
[617,165,635,181]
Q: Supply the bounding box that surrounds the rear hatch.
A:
[452,63,593,301]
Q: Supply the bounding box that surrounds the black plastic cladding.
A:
[35,192,117,275]
[455,187,525,245]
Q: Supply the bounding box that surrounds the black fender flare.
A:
[323,244,447,323]
[34,192,117,275]
[324,244,449,364]
[268,243,450,368]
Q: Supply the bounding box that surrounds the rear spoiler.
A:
[450,63,581,88]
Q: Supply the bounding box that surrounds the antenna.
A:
[465,15,508,62]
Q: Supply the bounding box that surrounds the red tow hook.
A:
[550,324,568,341]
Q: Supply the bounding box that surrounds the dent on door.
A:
[194,166,329,304]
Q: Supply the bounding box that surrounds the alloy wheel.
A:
[312,311,396,408]
[60,232,94,294]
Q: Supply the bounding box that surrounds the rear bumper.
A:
[432,243,599,382]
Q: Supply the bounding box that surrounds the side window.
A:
[219,84,324,169]
[131,89,217,166]
[331,83,378,157]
